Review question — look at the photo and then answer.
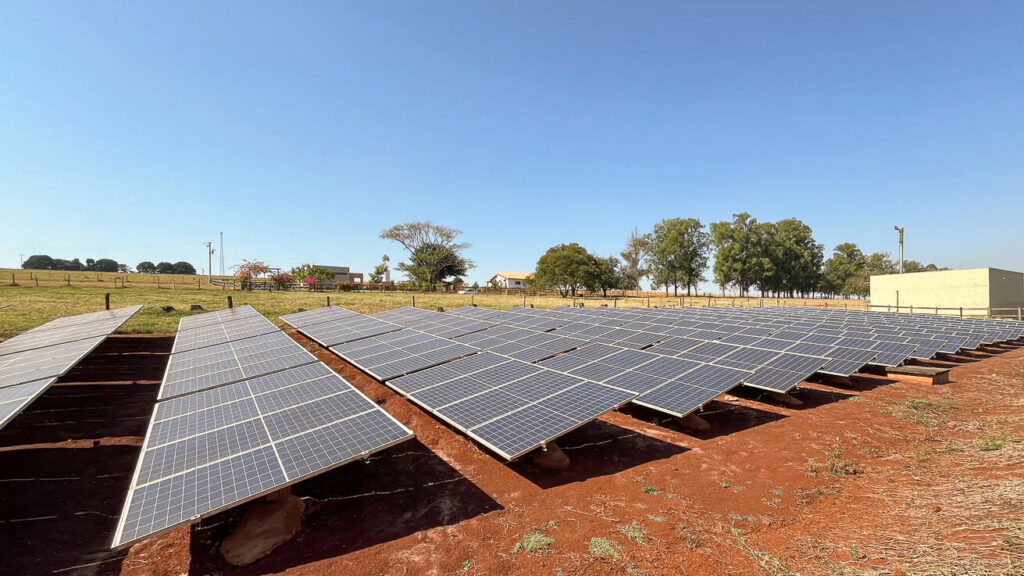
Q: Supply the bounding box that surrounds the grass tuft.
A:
[511,532,554,555]
[618,521,648,545]
[885,397,959,427]
[588,537,622,560]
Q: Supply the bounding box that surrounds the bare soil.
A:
[2,335,1021,576]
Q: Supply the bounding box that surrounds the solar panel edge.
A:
[0,377,58,429]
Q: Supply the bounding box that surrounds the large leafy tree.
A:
[646,218,711,296]
[533,243,600,297]
[136,261,157,274]
[22,255,54,270]
[619,227,650,293]
[822,243,867,298]
[155,261,175,274]
[710,213,760,296]
[380,222,473,291]
[93,258,120,273]
[369,255,390,283]
[171,261,196,275]
[590,255,626,297]
[765,218,823,297]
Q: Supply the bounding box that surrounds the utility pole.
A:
[894,225,904,274]
[206,242,215,282]
[219,231,224,276]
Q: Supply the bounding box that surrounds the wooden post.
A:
[1018,306,1022,321]
[960,307,963,318]
[227,296,233,309]
[412,295,415,308]
[104,293,110,310]
[522,293,526,307]
[172,281,175,291]
[197,278,200,290]
[326,296,331,307]
[157,277,160,289]
[35,277,39,287]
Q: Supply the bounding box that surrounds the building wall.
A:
[870,268,1024,311]
[989,268,1024,309]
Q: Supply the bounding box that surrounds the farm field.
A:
[0,277,869,339]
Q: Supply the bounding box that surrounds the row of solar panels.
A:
[112,306,413,548]
[0,305,143,428]
[279,307,637,461]
[281,303,1024,462]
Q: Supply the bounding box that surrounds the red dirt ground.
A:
[2,335,1021,576]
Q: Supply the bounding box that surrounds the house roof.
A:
[492,271,532,280]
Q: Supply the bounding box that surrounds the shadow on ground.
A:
[0,335,166,576]
[507,418,688,489]
[188,438,502,576]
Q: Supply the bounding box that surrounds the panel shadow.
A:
[0,444,139,576]
[187,439,502,575]
[507,418,688,489]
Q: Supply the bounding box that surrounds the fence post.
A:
[935,306,939,315]
[327,296,331,307]
[987,307,991,319]
[523,293,526,307]
[105,293,110,310]
[227,296,233,308]
[1018,306,1022,321]
[157,277,160,289]
[412,295,416,308]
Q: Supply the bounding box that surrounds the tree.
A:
[590,256,626,297]
[85,258,96,270]
[381,222,473,290]
[289,264,332,291]
[620,227,650,293]
[117,264,132,273]
[710,213,759,296]
[93,258,120,272]
[765,218,823,297]
[171,261,196,275]
[822,243,866,298]
[234,259,270,290]
[155,261,175,274]
[646,218,711,296]
[22,255,54,270]
[369,255,389,283]
[533,243,600,297]
[136,261,157,274]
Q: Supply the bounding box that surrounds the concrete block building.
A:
[870,268,1023,313]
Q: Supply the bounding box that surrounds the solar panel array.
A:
[0,305,142,429]
[442,303,1024,417]
[113,306,413,548]
[282,307,636,460]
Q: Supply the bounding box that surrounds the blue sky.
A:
[2,1,1022,285]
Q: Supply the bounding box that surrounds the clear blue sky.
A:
[2,1,1022,285]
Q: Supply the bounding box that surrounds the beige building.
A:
[870,268,1024,312]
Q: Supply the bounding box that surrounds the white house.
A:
[489,271,531,289]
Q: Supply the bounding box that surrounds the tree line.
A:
[532,213,944,299]
[20,254,196,275]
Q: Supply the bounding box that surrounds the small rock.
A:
[160,306,175,313]
[723,395,739,403]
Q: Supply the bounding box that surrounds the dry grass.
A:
[0,281,871,339]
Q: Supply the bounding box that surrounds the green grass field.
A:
[0,280,871,339]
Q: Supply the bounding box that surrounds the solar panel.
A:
[0,378,56,429]
[742,353,826,392]
[113,362,413,548]
[818,347,879,377]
